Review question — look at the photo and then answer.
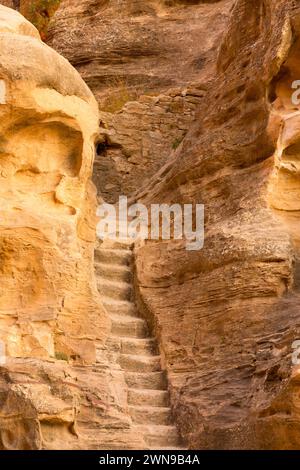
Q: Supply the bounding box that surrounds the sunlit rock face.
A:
[47,0,300,450]
[5,0,300,451]
[47,0,233,203]
[47,0,232,109]
[0,6,132,451]
[0,5,103,362]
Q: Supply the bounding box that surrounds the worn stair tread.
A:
[126,371,168,390]
[98,278,131,289]
[122,353,161,360]
[129,405,172,425]
[95,247,132,256]
[97,281,132,296]
[101,297,137,316]
[110,314,146,325]
[120,354,161,372]
[95,261,131,270]
[97,278,132,301]
[101,237,134,250]
[130,405,171,411]
[121,337,158,354]
[95,248,132,265]
[128,389,169,407]
[95,261,131,278]
[133,424,179,434]
[111,314,148,338]
[133,424,181,447]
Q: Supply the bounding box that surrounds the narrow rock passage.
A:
[95,237,184,450]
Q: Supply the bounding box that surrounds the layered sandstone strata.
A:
[47,0,233,201]
[0,6,144,450]
[132,0,300,449]
[47,0,300,450]
[48,0,232,109]
[0,4,102,363]
[5,0,300,451]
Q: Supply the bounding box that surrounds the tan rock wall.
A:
[0,6,142,450]
[95,85,206,203]
[48,0,231,108]
[0,5,104,362]
[48,0,233,201]
[132,0,300,449]
[11,0,300,450]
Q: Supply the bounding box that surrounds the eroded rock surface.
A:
[48,0,233,201]
[95,85,206,203]
[48,0,232,109]
[131,0,300,449]
[47,0,300,450]
[0,6,144,450]
[5,0,300,451]
[0,4,101,362]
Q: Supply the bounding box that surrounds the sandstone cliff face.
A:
[0,6,145,450]
[132,0,300,449]
[0,4,101,364]
[4,0,300,451]
[49,0,300,449]
[94,86,206,203]
[48,0,230,108]
[48,0,233,202]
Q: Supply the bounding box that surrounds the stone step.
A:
[129,406,172,425]
[95,261,132,283]
[121,337,158,355]
[100,237,134,250]
[126,371,168,390]
[133,425,181,448]
[97,279,132,301]
[104,335,121,353]
[128,389,169,407]
[111,315,148,338]
[95,248,132,266]
[120,354,161,373]
[93,241,181,448]
[102,297,137,317]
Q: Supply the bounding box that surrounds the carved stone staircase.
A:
[95,237,184,450]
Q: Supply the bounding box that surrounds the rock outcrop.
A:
[48,0,232,109]
[47,0,233,202]
[0,3,101,364]
[5,0,300,451]
[47,0,300,450]
[0,5,145,450]
[94,86,206,203]
[132,0,300,450]
[0,1,61,39]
